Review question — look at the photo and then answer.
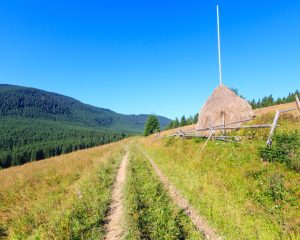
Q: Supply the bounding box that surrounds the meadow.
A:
[0,139,129,239]
[140,112,300,239]
[0,104,299,240]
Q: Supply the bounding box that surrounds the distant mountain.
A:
[0,84,171,132]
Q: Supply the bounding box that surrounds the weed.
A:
[165,137,175,147]
[268,173,286,202]
[0,224,8,239]
[259,132,300,171]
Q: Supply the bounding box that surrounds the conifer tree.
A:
[173,118,180,128]
[180,116,187,126]
[144,115,160,136]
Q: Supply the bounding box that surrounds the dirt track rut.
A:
[104,151,128,240]
[140,148,223,240]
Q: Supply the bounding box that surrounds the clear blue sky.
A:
[0,0,299,119]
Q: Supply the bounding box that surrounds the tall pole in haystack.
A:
[217,5,225,135]
[217,5,222,85]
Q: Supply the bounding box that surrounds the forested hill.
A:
[0,84,170,168]
[0,84,170,132]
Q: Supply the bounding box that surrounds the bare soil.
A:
[104,151,129,240]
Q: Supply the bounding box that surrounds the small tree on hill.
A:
[173,118,180,128]
[193,113,199,124]
[186,115,193,125]
[180,115,187,126]
[144,115,160,136]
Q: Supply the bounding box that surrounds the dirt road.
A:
[140,148,223,240]
[105,151,129,240]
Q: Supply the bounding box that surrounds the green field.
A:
[140,114,300,239]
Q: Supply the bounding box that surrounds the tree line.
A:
[0,117,128,169]
[249,90,299,109]
[165,114,198,130]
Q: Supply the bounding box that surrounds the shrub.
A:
[259,132,299,171]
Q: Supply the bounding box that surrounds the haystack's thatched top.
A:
[196,84,254,130]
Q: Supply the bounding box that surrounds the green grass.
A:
[124,146,204,240]
[141,125,300,239]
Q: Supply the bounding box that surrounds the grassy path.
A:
[124,146,204,239]
[139,147,222,240]
[105,151,129,240]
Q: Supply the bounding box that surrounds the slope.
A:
[0,117,128,168]
[140,104,300,239]
[0,84,171,168]
[0,139,129,239]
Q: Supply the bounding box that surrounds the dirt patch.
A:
[105,151,129,240]
[140,148,223,240]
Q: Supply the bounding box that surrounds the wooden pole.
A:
[195,117,255,132]
[296,95,300,113]
[267,110,280,146]
[222,111,226,135]
[216,5,222,85]
[199,130,215,155]
[210,124,272,131]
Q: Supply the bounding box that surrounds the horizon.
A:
[1,1,299,119]
[1,82,299,120]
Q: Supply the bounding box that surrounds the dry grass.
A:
[0,140,129,191]
[196,85,254,130]
[159,124,197,137]
[254,102,299,116]
[0,138,131,238]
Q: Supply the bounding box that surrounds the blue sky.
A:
[0,0,299,119]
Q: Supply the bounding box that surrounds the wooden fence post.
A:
[199,130,215,155]
[296,95,300,113]
[266,110,280,146]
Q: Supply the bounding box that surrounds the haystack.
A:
[196,84,254,131]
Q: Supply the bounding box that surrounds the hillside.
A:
[0,104,299,239]
[0,84,170,132]
[140,132,299,239]
[0,138,204,239]
[0,117,128,168]
[139,104,300,239]
[0,84,171,168]
[160,102,300,137]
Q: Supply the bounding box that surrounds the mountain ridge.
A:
[0,84,171,132]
